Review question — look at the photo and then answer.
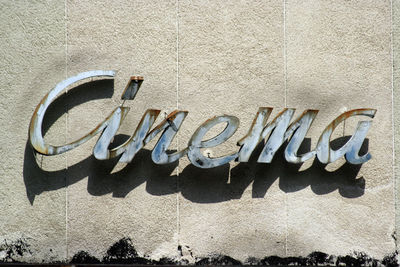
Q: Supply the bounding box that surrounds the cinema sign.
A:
[29,71,376,169]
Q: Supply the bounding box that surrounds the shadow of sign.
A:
[23,79,366,204]
[179,139,366,203]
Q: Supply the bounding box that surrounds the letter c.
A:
[29,70,123,155]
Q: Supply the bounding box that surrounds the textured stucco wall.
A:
[0,0,398,264]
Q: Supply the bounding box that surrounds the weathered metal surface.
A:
[258,108,296,163]
[237,107,273,162]
[108,109,160,161]
[121,76,143,100]
[284,110,319,163]
[149,111,189,164]
[29,71,377,168]
[188,115,240,168]
[316,108,376,164]
[29,70,115,155]
[344,120,373,164]
[96,108,189,164]
[93,109,158,160]
[92,106,130,160]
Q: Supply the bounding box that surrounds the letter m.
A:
[237,108,318,163]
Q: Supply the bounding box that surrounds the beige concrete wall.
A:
[0,0,397,264]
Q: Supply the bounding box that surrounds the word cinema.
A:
[29,71,376,169]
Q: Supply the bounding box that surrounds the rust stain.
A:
[325,108,376,132]
[28,71,377,168]
[121,76,144,100]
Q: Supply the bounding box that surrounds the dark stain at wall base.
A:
[1,237,398,266]
[70,251,100,264]
[68,238,399,266]
[71,238,175,265]
[102,237,144,264]
[0,238,31,263]
[195,255,242,265]
[257,251,398,266]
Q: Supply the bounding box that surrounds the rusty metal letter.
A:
[101,109,188,164]
[29,71,377,168]
[188,115,240,168]
[147,111,189,164]
[284,110,319,163]
[344,120,373,164]
[237,107,273,162]
[257,109,295,163]
[29,70,116,155]
[315,108,376,164]
[93,109,160,161]
[238,109,318,164]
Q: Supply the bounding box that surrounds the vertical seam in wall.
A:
[391,0,397,251]
[283,0,288,257]
[64,0,68,261]
[176,0,181,249]
[284,0,287,108]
